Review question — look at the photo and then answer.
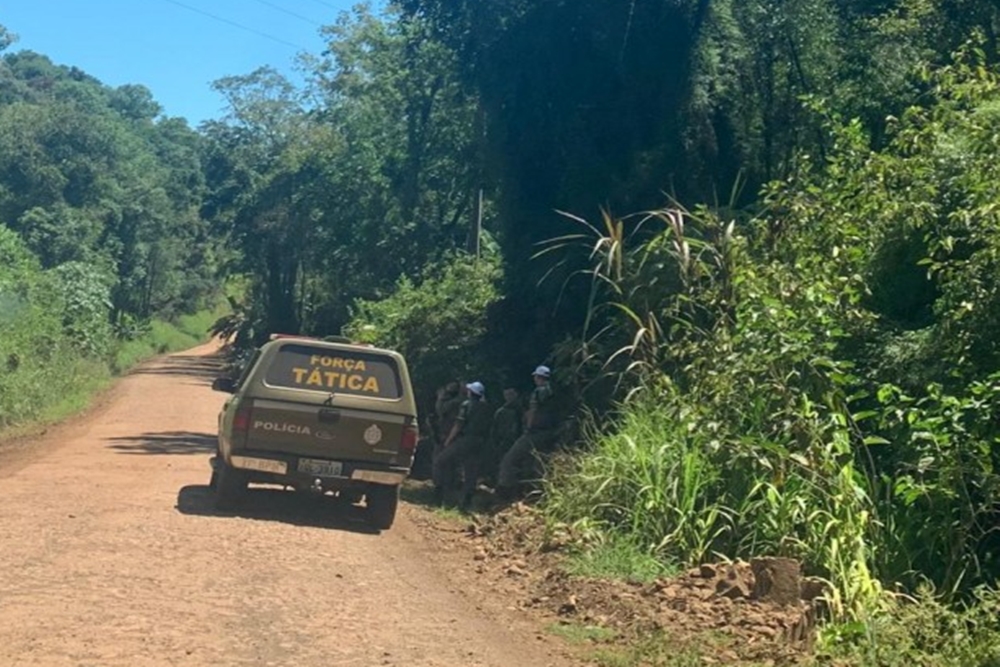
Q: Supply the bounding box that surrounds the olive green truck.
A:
[210,335,418,529]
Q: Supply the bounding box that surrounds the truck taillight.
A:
[233,403,253,445]
[400,424,418,455]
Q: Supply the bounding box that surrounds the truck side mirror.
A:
[212,377,236,393]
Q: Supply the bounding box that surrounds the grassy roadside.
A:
[110,310,222,374]
[0,307,223,443]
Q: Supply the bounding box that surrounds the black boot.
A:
[495,485,515,504]
[458,493,473,513]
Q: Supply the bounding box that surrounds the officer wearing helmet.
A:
[496,364,557,498]
[432,380,492,509]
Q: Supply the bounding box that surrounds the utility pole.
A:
[475,188,483,259]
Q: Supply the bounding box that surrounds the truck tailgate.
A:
[246,399,405,464]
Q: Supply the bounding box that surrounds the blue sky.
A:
[1,0,361,126]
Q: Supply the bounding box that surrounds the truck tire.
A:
[214,462,246,509]
[367,485,399,530]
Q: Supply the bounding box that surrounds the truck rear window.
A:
[263,343,403,399]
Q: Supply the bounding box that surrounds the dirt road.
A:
[0,343,569,667]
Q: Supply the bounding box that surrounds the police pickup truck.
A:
[210,334,418,529]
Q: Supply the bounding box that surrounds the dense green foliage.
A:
[0,33,222,430]
[0,51,216,323]
[0,225,107,427]
[815,587,1000,666]
[540,49,1000,642]
[0,223,217,429]
[345,252,502,409]
[204,7,481,347]
[398,0,1000,362]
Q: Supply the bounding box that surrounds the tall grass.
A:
[0,343,112,430]
[540,194,1000,652]
[538,204,887,621]
[1,308,222,438]
[817,586,1000,666]
[545,397,725,566]
[543,392,882,621]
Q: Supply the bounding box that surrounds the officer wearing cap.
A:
[497,365,557,497]
[433,381,492,509]
[485,388,523,486]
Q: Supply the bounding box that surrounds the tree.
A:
[0,49,220,324]
[305,6,482,331]
[0,24,16,53]
[203,66,320,336]
[204,8,483,342]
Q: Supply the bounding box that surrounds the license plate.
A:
[231,455,288,475]
[298,458,343,477]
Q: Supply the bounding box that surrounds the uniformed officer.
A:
[485,388,522,485]
[432,381,492,509]
[496,365,557,497]
[433,380,463,462]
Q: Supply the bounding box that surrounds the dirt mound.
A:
[414,497,822,665]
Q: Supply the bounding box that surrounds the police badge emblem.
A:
[364,424,383,445]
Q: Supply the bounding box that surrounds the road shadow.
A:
[129,354,223,383]
[108,431,217,455]
[400,478,507,516]
[400,479,439,508]
[176,484,381,535]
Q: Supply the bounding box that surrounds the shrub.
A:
[817,586,1000,667]
[0,223,221,431]
[344,252,502,405]
[0,225,102,427]
[49,261,114,358]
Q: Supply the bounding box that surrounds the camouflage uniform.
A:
[433,395,492,508]
[497,380,556,491]
[433,386,463,462]
[485,396,522,485]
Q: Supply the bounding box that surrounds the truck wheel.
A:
[367,485,399,530]
[214,462,246,509]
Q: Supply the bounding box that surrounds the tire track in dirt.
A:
[0,343,571,667]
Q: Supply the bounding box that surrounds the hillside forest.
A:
[2,1,1000,662]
